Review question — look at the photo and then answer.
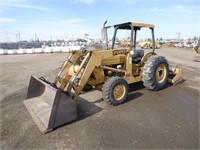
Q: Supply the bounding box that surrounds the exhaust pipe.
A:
[23,75,77,134]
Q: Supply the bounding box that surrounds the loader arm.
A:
[66,50,109,101]
[68,52,96,101]
[54,50,83,90]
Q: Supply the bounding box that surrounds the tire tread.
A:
[142,55,169,91]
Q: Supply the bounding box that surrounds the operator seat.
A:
[132,49,144,63]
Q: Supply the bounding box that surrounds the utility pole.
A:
[18,31,20,41]
[16,31,20,42]
[176,32,181,42]
[16,33,18,42]
[6,31,8,42]
[35,33,37,41]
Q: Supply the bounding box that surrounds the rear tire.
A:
[142,55,169,90]
[102,77,129,106]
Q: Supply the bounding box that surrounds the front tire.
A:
[82,84,92,92]
[102,77,129,106]
[142,55,169,90]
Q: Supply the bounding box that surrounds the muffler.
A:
[23,75,77,134]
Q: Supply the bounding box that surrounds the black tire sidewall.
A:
[102,77,129,106]
[142,56,169,90]
[110,81,128,105]
[82,84,92,92]
[152,60,169,89]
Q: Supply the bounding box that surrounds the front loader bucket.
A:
[23,75,77,134]
[168,67,183,85]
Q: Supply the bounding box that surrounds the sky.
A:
[0,0,199,42]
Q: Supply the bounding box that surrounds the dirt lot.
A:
[0,47,199,149]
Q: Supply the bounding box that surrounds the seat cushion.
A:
[132,50,144,58]
[132,50,144,63]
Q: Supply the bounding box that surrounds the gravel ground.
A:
[0,47,199,149]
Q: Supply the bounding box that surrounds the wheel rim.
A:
[113,84,126,101]
[156,64,167,83]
